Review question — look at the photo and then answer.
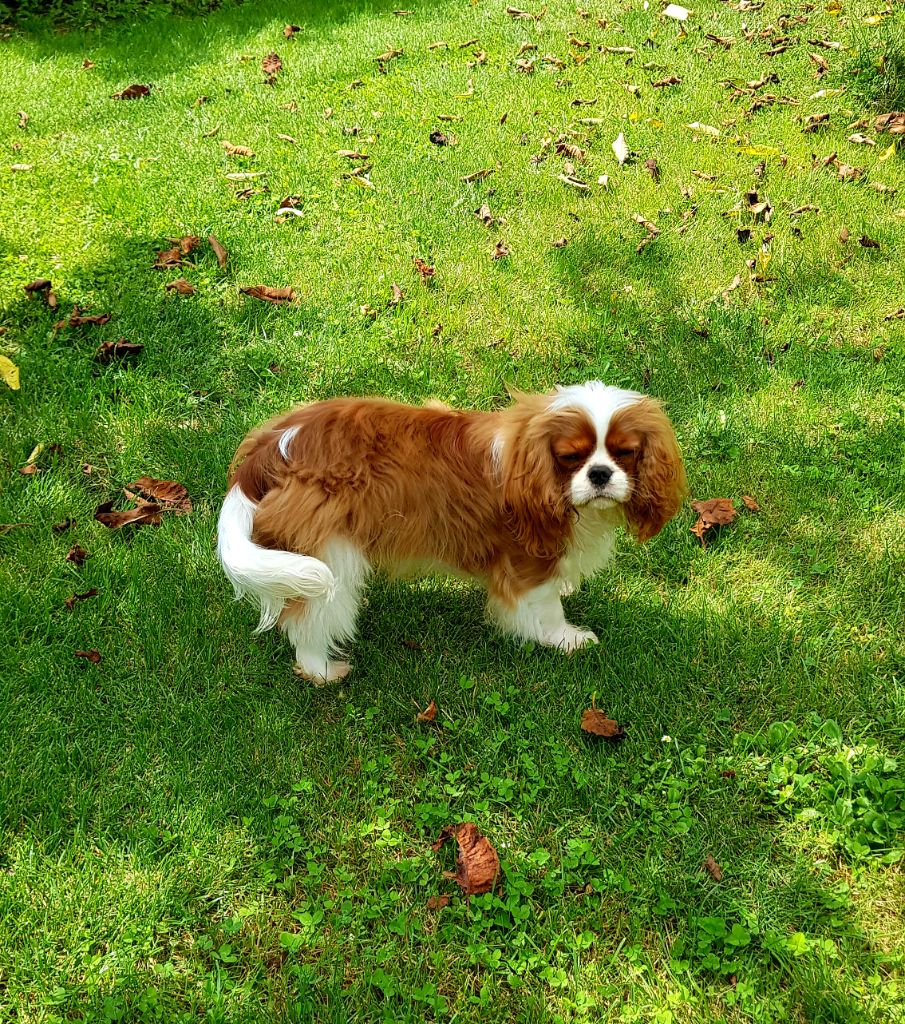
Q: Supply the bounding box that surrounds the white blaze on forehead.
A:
[549,381,642,442]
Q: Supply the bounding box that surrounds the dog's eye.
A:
[559,451,585,463]
[614,448,636,459]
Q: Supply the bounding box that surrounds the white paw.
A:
[551,625,598,654]
[559,581,576,598]
[293,659,352,685]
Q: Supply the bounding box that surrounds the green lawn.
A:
[1,0,904,1020]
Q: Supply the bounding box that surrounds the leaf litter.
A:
[432,823,500,895]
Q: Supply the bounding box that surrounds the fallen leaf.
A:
[802,112,830,132]
[389,282,404,305]
[686,122,720,137]
[663,2,690,17]
[789,204,819,216]
[52,518,74,532]
[0,355,20,390]
[475,202,496,226]
[612,132,630,165]
[644,158,660,183]
[705,33,735,48]
[10,164,34,172]
[491,240,510,259]
[54,306,112,328]
[605,45,636,54]
[23,278,53,294]
[430,129,451,145]
[413,257,436,282]
[112,84,150,99]
[557,173,589,190]
[461,167,493,182]
[808,51,830,75]
[859,234,880,248]
[16,110,28,130]
[651,76,682,88]
[376,47,403,62]
[737,227,751,244]
[94,339,144,363]
[580,709,627,738]
[426,894,450,910]
[74,649,101,663]
[95,498,164,528]
[690,498,736,541]
[208,234,228,267]
[284,24,301,37]
[127,477,193,513]
[417,700,438,722]
[742,494,761,511]
[338,149,369,159]
[82,58,96,69]
[432,822,500,895]
[721,273,742,298]
[262,52,282,83]
[506,4,547,19]
[221,141,254,157]
[66,544,89,566]
[869,182,897,195]
[839,226,850,243]
[552,236,568,247]
[64,587,98,611]
[702,854,724,881]
[874,112,905,134]
[240,285,296,304]
[276,133,297,144]
[837,163,863,181]
[165,278,195,294]
[631,213,659,235]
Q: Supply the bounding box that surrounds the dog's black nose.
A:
[587,465,613,488]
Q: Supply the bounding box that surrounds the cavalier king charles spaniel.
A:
[218,382,685,683]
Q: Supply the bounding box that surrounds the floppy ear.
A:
[498,392,573,560]
[616,398,687,542]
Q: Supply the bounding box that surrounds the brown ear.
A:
[616,398,687,542]
[498,392,573,560]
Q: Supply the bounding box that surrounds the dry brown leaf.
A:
[426,894,450,910]
[94,339,143,363]
[75,649,101,663]
[552,236,568,248]
[651,76,682,88]
[432,822,500,895]
[82,59,96,69]
[208,234,228,267]
[859,234,880,248]
[94,498,164,529]
[874,112,905,134]
[416,700,438,722]
[506,4,547,19]
[64,587,98,611]
[54,306,112,329]
[462,167,494,183]
[112,84,150,100]
[284,24,301,37]
[883,307,905,321]
[837,163,863,181]
[23,278,52,293]
[66,544,89,566]
[491,240,510,260]
[262,52,282,83]
[690,498,737,541]
[808,51,830,75]
[802,112,830,132]
[475,202,496,226]
[52,518,74,533]
[644,157,660,183]
[706,33,735,48]
[221,141,254,157]
[430,129,451,145]
[703,854,724,881]
[580,708,627,739]
[722,273,742,298]
[338,149,368,160]
[413,257,436,283]
[557,173,589,190]
[241,285,296,304]
[128,477,193,513]
[376,47,403,62]
[742,494,761,511]
[165,278,195,295]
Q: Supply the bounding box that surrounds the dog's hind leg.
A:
[280,539,370,684]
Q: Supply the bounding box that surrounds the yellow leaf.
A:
[878,141,897,161]
[0,355,20,390]
[863,13,887,23]
[648,118,665,128]
[825,0,842,12]
[629,111,642,122]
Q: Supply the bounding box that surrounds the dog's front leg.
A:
[488,578,598,653]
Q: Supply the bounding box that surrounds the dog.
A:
[217,382,686,683]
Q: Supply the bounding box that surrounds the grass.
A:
[1,0,904,1020]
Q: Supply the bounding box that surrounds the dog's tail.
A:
[217,424,335,632]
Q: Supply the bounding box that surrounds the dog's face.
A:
[501,383,686,550]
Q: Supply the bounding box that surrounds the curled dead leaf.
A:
[54,306,112,329]
[491,240,510,260]
[651,76,682,88]
[742,494,761,511]
[75,649,101,663]
[94,339,143,363]
[221,141,254,157]
[703,854,724,881]
[165,278,195,295]
[240,285,297,304]
[580,709,626,739]
[461,167,494,182]
[66,544,89,566]
[416,700,438,722]
[432,822,500,895]
[128,477,193,513]
[64,587,98,611]
[413,257,435,283]
[208,234,228,267]
[112,84,150,99]
[426,894,450,910]
[262,52,282,83]
[284,24,301,37]
[690,498,737,542]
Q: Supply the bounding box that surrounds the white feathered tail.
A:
[217,486,335,633]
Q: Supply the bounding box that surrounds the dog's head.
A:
[498,382,686,553]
